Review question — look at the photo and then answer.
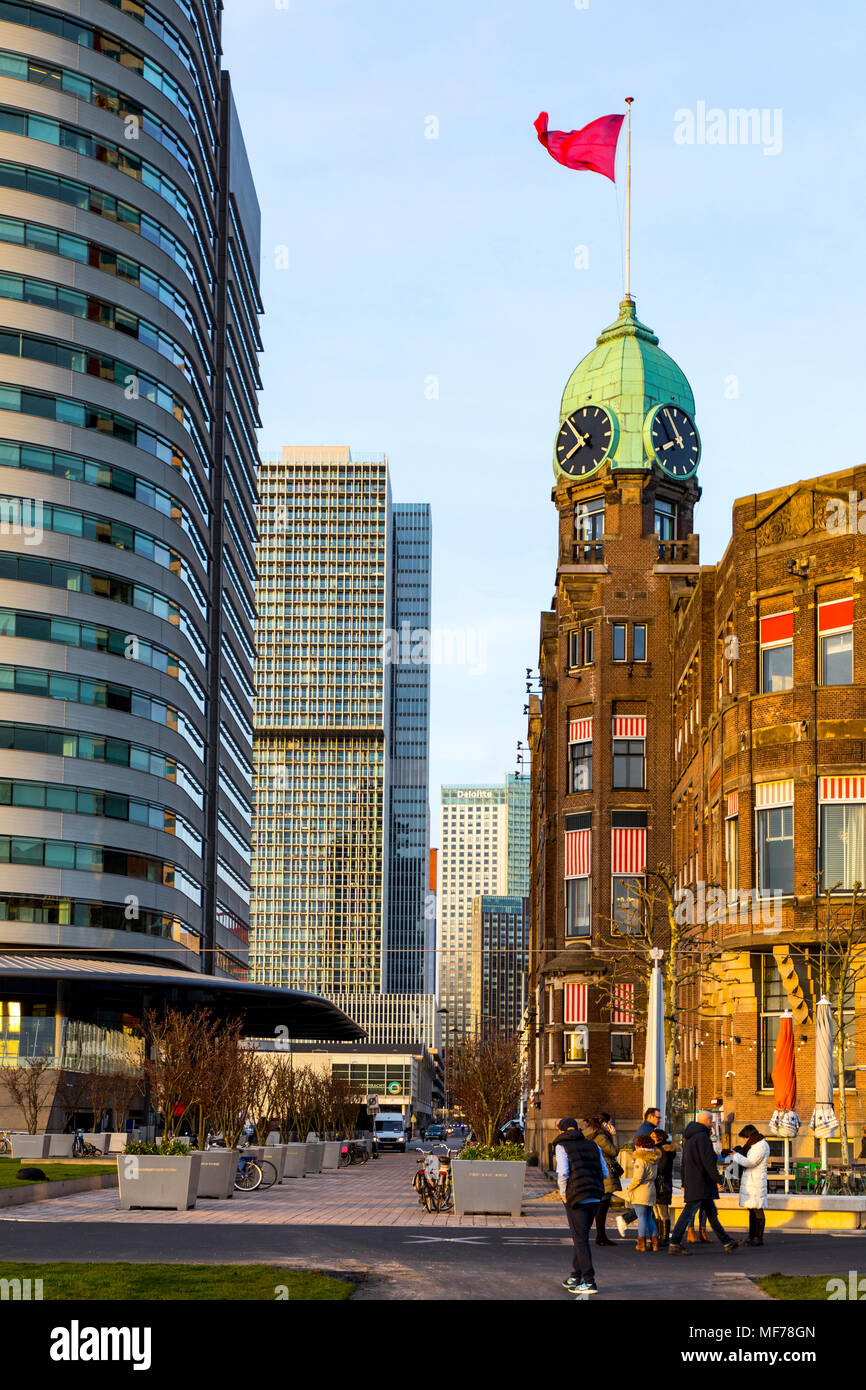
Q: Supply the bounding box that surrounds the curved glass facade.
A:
[0,0,261,978]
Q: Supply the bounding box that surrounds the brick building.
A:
[524,296,865,1165]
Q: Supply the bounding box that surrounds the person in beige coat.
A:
[625,1134,661,1251]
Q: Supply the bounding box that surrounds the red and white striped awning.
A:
[612,982,635,1025]
[725,791,739,819]
[565,829,591,877]
[569,717,593,744]
[759,612,793,646]
[612,716,646,740]
[564,982,587,1025]
[820,776,866,803]
[611,826,646,874]
[754,780,794,808]
[818,598,854,634]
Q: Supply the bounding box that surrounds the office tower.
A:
[506,772,531,896]
[386,503,432,995]
[470,895,530,1037]
[252,449,434,1036]
[438,782,508,1040]
[0,1,261,982]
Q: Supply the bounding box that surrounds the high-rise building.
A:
[438,776,528,1039]
[251,449,435,1043]
[385,503,432,995]
[0,0,262,983]
[470,894,529,1037]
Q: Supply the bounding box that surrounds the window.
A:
[820,631,853,686]
[725,816,739,898]
[820,802,866,891]
[566,877,590,936]
[654,497,677,540]
[610,1033,634,1065]
[612,624,627,662]
[756,805,794,896]
[632,624,647,662]
[760,611,793,692]
[568,740,592,793]
[582,627,594,665]
[575,496,604,541]
[564,1027,588,1063]
[612,876,644,933]
[760,954,786,1088]
[568,629,580,669]
[612,739,644,788]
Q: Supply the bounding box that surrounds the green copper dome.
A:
[558,297,695,472]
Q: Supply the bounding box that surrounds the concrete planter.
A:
[195,1148,238,1199]
[118,1153,202,1211]
[260,1145,287,1181]
[105,1133,131,1154]
[452,1160,526,1217]
[304,1141,324,1174]
[47,1134,75,1157]
[322,1140,344,1170]
[282,1144,309,1178]
[11,1134,49,1159]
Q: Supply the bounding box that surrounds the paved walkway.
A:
[2,1154,563,1227]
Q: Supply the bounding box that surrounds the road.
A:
[2,1218,862,1300]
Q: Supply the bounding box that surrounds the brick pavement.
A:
[1,1154,564,1227]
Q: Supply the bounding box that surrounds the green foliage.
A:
[0,1261,353,1301]
[123,1139,190,1156]
[758,1274,836,1301]
[454,1142,526,1162]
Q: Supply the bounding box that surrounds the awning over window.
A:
[565,828,591,877]
[818,598,853,633]
[612,716,646,739]
[564,982,587,1025]
[612,982,635,1025]
[759,611,793,646]
[569,717,593,743]
[820,776,866,802]
[726,791,739,819]
[611,826,646,874]
[754,780,794,807]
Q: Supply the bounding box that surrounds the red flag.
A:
[534,111,624,182]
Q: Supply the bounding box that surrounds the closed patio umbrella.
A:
[769,1011,799,1192]
[809,998,839,1169]
[642,948,666,1125]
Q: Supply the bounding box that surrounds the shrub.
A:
[123,1139,190,1156]
[453,1142,526,1162]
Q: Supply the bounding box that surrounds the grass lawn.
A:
[758,1274,836,1300]
[0,1157,116,1188]
[0,1262,354,1301]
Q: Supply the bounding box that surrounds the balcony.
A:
[572,541,604,565]
[656,539,696,565]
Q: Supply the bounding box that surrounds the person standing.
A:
[727,1124,770,1246]
[555,1117,607,1296]
[581,1115,621,1246]
[669,1111,739,1255]
[633,1107,661,1143]
[652,1127,677,1247]
[626,1134,661,1251]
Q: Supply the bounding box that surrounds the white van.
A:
[373,1111,407,1152]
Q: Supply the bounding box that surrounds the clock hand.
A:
[563,434,590,461]
[664,409,683,446]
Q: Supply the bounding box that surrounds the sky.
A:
[222,0,866,839]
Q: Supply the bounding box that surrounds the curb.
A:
[0,1174,118,1208]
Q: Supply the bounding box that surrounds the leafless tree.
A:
[449,1030,524,1147]
[3,1055,56,1134]
[817,884,866,1163]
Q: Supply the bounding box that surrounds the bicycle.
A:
[339,1140,369,1166]
[0,1131,11,1156]
[71,1130,101,1158]
[234,1154,264,1191]
[413,1154,437,1212]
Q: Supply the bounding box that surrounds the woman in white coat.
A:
[728,1124,770,1245]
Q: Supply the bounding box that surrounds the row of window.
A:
[0,720,203,807]
[0,777,201,853]
[0,834,201,903]
[760,603,854,690]
[569,737,646,791]
[568,622,647,668]
[0,891,199,940]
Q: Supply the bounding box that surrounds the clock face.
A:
[647,403,700,478]
[555,406,614,476]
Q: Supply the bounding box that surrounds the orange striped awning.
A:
[611,826,646,874]
[564,982,587,1025]
[754,780,794,808]
[726,792,739,819]
[569,717,593,743]
[612,982,635,1025]
[820,776,866,802]
[565,829,591,877]
[612,716,646,740]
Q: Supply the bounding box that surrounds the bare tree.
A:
[449,1031,524,1147]
[3,1056,56,1134]
[143,1007,212,1142]
[817,884,866,1163]
[111,1071,144,1135]
[84,1070,118,1133]
[597,865,725,1091]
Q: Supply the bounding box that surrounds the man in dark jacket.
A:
[555,1117,607,1295]
[633,1107,661,1144]
[669,1113,739,1255]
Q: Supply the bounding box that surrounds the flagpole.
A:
[625,97,634,299]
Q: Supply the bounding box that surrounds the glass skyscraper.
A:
[252,449,433,1028]
[0,0,261,982]
[385,503,432,995]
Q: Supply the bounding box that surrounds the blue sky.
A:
[223,0,866,836]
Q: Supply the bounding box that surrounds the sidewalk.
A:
[1,1154,565,1227]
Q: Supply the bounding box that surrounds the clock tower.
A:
[525,295,702,1156]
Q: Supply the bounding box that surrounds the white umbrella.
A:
[643,948,666,1125]
[809,997,839,1169]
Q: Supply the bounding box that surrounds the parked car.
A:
[425,1124,446,1141]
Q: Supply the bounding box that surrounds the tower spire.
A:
[625,97,634,301]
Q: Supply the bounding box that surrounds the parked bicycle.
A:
[0,1131,11,1156]
[206,1133,278,1192]
[412,1146,453,1213]
[339,1140,370,1167]
[71,1130,101,1158]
